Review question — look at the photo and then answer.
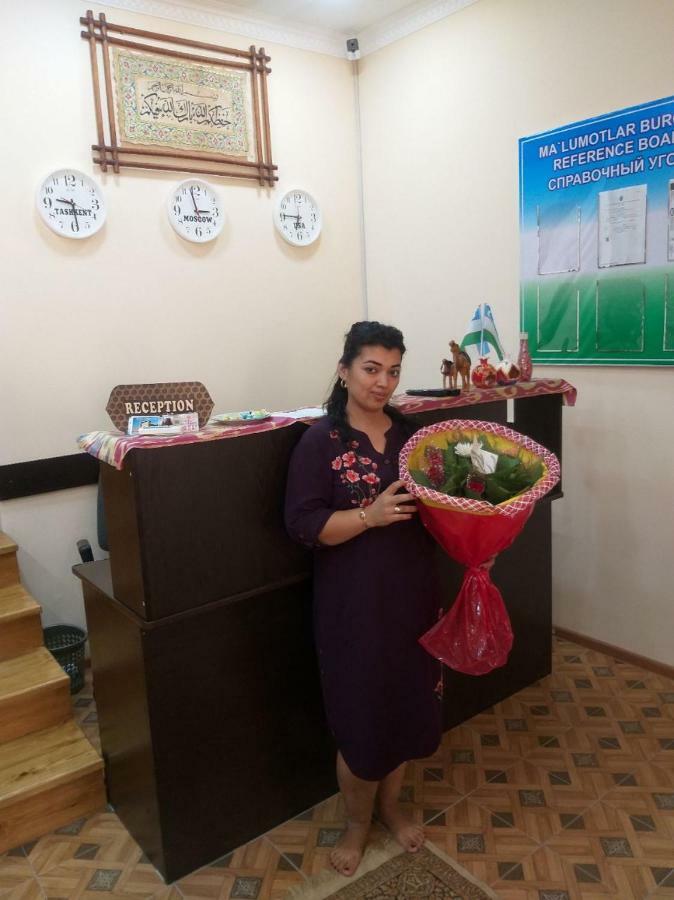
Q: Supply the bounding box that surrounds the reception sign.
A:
[520,95,674,365]
[106,382,214,431]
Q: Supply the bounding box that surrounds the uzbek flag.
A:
[460,303,505,361]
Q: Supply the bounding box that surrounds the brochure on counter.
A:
[128,412,199,436]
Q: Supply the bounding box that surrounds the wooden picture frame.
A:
[80,10,277,185]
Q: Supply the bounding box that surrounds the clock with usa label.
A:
[274,188,321,246]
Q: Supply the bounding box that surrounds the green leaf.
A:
[441,444,461,473]
[484,476,514,504]
[495,454,521,475]
[525,460,544,483]
[409,469,434,488]
[439,468,467,494]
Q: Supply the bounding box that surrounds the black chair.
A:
[76,477,109,562]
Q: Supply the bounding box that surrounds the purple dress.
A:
[285,416,442,781]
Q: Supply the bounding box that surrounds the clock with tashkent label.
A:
[36,169,106,238]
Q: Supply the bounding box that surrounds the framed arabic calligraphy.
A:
[80,10,277,185]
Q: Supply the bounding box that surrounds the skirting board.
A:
[554,626,674,681]
[0,454,99,500]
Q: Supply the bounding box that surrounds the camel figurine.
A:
[440,357,454,390]
[447,340,471,390]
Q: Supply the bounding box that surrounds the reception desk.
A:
[75,384,571,882]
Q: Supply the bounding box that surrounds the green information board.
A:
[520,96,674,366]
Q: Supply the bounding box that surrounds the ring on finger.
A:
[394,505,401,514]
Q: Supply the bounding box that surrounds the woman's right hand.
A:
[366,479,417,527]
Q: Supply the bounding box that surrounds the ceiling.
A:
[207,0,425,35]
[102,0,477,56]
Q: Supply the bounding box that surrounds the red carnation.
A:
[331,457,343,470]
[467,476,485,495]
[345,470,360,483]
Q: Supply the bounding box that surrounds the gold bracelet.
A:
[358,508,369,528]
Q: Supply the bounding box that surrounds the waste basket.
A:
[43,624,87,694]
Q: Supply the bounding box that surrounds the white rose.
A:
[471,445,498,475]
[455,437,498,474]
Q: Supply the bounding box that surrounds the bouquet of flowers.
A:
[399,419,560,675]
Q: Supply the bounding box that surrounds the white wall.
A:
[358,0,674,664]
[0,487,99,628]
[0,0,364,626]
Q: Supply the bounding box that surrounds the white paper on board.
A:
[598,184,647,268]
[667,178,674,262]
[537,203,581,275]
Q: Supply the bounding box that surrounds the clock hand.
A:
[189,187,199,213]
[55,196,80,230]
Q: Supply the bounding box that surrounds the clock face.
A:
[274,189,321,246]
[36,169,106,239]
[168,179,224,243]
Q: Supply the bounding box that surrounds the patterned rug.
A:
[286,837,497,899]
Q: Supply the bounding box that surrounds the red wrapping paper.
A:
[400,420,560,676]
[417,503,532,674]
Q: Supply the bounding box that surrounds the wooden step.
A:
[0,720,105,853]
[0,585,43,661]
[0,533,19,589]
[0,648,71,743]
[0,533,17,553]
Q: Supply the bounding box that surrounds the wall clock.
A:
[274,189,321,246]
[168,179,224,243]
[36,169,106,239]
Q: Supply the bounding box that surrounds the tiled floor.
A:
[2,635,673,899]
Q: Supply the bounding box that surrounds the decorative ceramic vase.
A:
[472,357,497,388]
[496,360,521,385]
[517,333,533,381]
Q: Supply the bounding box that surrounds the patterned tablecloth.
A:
[78,379,577,470]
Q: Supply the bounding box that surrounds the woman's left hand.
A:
[366,479,417,528]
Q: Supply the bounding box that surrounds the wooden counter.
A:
[75,390,564,882]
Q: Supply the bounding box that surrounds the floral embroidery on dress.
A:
[329,432,381,507]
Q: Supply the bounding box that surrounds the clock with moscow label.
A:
[274,189,321,246]
[168,179,224,243]
[36,169,106,239]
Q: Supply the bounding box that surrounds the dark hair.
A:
[325,321,413,443]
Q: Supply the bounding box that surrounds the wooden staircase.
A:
[0,532,106,853]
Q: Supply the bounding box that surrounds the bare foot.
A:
[380,805,425,853]
[330,821,369,876]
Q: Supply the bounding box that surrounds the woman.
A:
[284,321,442,877]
